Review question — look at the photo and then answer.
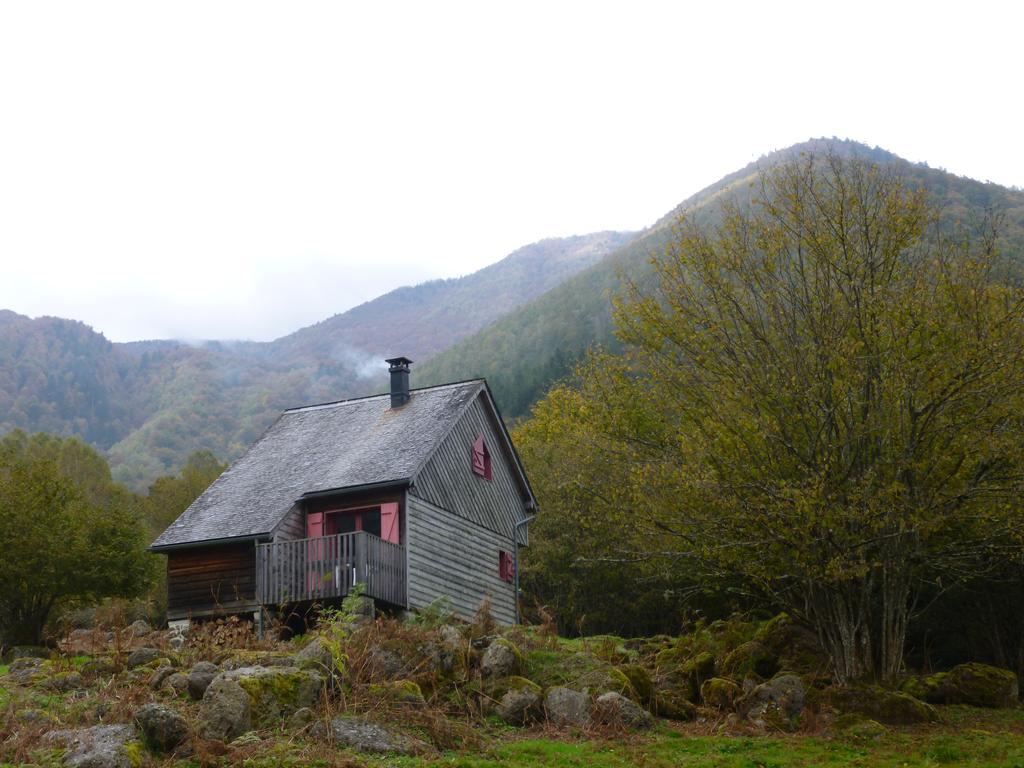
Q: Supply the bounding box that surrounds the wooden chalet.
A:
[149,358,537,627]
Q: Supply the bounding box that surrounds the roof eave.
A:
[298,478,412,501]
[148,532,271,553]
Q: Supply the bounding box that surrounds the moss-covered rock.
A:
[653,644,689,671]
[495,678,543,725]
[753,613,829,676]
[618,664,654,705]
[737,674,805,730]
[219,651,296,671]
[294,636,336,676]
[701,677,741,710]
[825,685,938,725]
[485,675,539,699]
[683,652,716,692]
[835,713,887,740]
[220,666,325,728]
[526,650,632,698]
[899,672,948,704]
[126,647,162,669]
[42,671,84,693]
[134,702,189,753]
[7,657,47,685]
[652,686,697,721]
[368,679,425,706]
[80,657,119,678]
[721,641,778,679]
[943,663,1018,708]
[576,665,635,698]
[481,638,523,678]
[592,691,653,729]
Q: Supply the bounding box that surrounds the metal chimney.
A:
[385,357,413,408]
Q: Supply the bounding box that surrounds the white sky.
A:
[1,1,1021,343]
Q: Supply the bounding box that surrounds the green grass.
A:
[376,732,1024,768]
[369,710,1024,768]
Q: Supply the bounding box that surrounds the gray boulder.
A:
[438,624,465,650]
[544,686,590,727]
[134,703,189,753]
[288,707,316,731]
[4,645,49,662]
[215,666,325,727]
[740,674,806,723]
[8,657,46,684]
[429,624,466,674]
[368,647,407,680]
[481,638,521,678]
[43,724,138,768]
[16,708,54,724]
[127,647,162,669]
[496,679,543,725]
[592,691,653,729]
[198,677,251,742]
[8,656,45,672]
[149,665,177,691]
[45,671,84,693]
[295,637,335,676]
[126,619,152,638]
[165,672,189,695]
[81,658,118,678]
[311,716,424,754]
[187,661,220,700]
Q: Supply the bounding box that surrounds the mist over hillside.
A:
[0,231,633,489]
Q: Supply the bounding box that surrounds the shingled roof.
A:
[150,380,485,550]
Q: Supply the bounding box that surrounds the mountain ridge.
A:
[5,138,1024,487]
[415,139,1024,418]
[0,230,634,488]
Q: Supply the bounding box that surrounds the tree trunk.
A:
[805,562,912,684]
[4,596,53,646]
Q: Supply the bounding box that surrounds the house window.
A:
[472,435,492,480]
[499,550,514,583]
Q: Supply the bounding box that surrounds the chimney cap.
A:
[386,356,414,369]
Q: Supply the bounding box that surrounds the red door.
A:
[306,512,326,595]
[380,503,400,544]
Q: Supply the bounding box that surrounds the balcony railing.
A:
[255,531,406,607]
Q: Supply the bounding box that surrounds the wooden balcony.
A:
[255,531,406,607]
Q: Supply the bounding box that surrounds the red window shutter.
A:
[306,511,324,538]
[472,435,492,480]
[380,502,400,544]
[472,435,486,476]
[499,550,514,583]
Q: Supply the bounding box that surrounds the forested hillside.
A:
[0,232,632,489]
[417,139,1024,418]
[5,139,1024,488]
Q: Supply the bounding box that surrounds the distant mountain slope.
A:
[0,231,633,489]
[262,231,635,365]
[416,139,1024,419]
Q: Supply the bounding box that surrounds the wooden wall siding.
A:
[414,394,528,542]
[166,543,257,620]
[405,493,516,625]
[273,503,305,542]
